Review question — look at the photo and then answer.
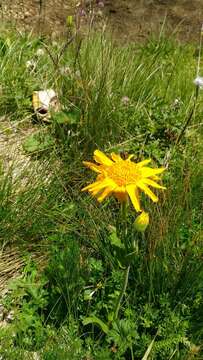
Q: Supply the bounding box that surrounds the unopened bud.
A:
[134,211,149,232]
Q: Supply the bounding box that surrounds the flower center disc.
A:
[106,161,141,186]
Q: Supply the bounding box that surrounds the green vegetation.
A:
[0,27,202,359]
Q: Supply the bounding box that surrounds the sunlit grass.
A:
[0,28,202,359]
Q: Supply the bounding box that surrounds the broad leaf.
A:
[52,110,80,124]
[109,226,124,249]
[23,131,54,153]
[83,315,109,334]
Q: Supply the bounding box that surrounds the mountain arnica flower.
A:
[82,150,166,212]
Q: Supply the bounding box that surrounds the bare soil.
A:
[1,0,203,42]
[105,0,203,42]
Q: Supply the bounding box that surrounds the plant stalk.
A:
[113,264,130,321]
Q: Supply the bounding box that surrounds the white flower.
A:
[121,96,130,105]
[171,98,182,110]
[173,98,180,106]
[194,76,203,88]
[36,48,45,57]
[52,41,58,48]
[59,66,72,76]
[75,70,81,78]
[26,59,36,71]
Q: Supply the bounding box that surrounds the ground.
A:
[1,0,203,42]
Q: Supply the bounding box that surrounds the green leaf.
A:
[66,15,73,27]
[84,289,95,301]
[142,333,158,360]
[82,316,109,334]
[52,110,80,125]
[109,226,124,249]
[23,131,54,153]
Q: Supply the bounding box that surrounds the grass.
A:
[0,26,202,359]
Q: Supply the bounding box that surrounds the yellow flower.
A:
[134,211,149,232]
[82,150,166,211]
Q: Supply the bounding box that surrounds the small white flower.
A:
[75,70,81,78]
[121,96,130,105]
[36,48,45,57]
[52,41,58,48]
[26,59,36,71]
[173,98,180,106]
[194,76,203,88]
[60,66,72,76]
[171,98,182,109]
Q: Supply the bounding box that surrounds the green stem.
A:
[113,201,130,321]
[130,345,135,360]
[121,201,127,220]
[114,265,130,321]
[120,201,128,249]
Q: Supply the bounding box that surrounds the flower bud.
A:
[134,211,149,232]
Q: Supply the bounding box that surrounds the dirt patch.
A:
[1,0,203,42]
[104,0,203,42]
[0,0,77,37]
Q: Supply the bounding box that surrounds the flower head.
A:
[121,96,130,105]
[134,211,149,232]
[26,59,36,72]
[36,48,45,57]
[194,76,203,88]
[82,150,166,211]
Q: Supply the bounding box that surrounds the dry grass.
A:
[0,246,47,296]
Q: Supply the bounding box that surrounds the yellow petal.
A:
[96,174,105,181]
[90,185,109,197]
[91,188,104,196]
[143,178,166,190]
[151,175,160,181]
[88,179,116,196]
[83,161,102,173]
[111,152,122,162]
[137,159,151,167]
[141,167,165,178]
[89,184,108,194]
[126,184,141,212]
[97,187,114,202]
[93,150,113,166]
[82,180,103,192]
[137,182,158,202]
[127,154,134,161]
